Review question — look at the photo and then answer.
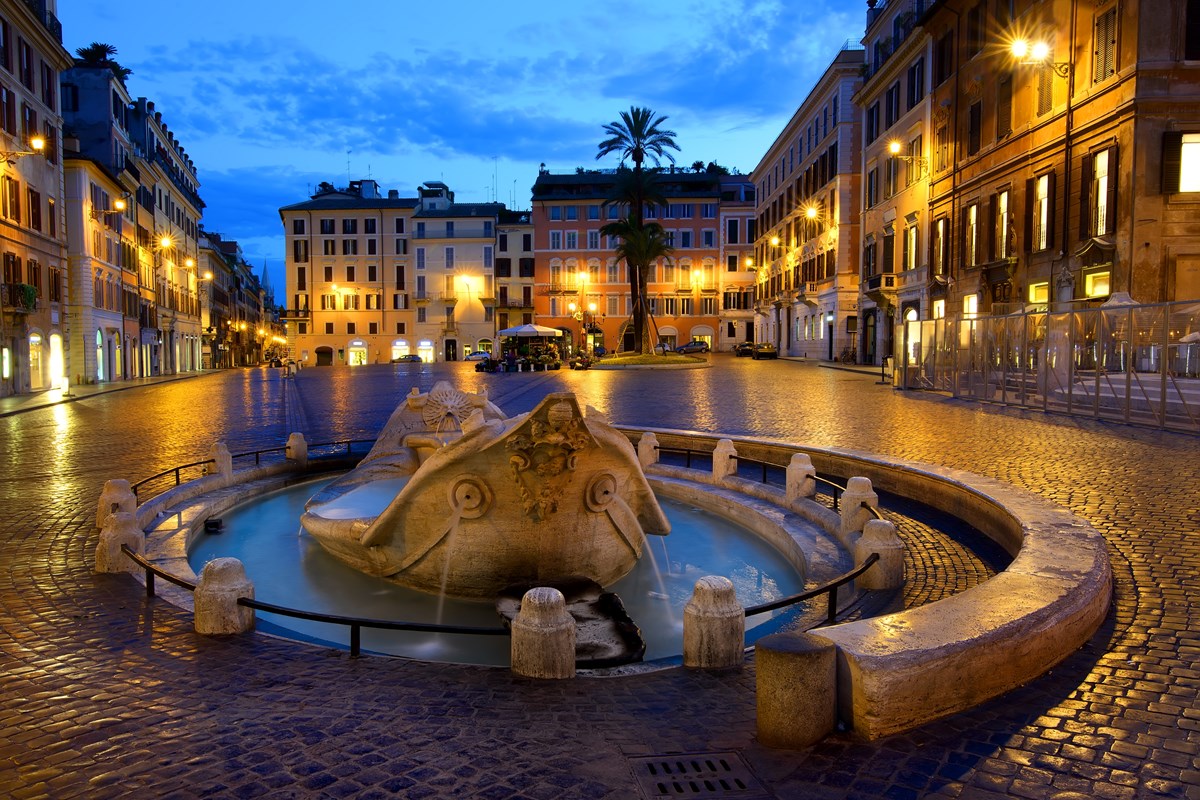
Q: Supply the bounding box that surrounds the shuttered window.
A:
[1093,9,1117,83]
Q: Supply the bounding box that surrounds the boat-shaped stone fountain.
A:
[301,383,670,612]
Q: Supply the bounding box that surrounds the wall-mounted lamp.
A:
[1010,39,1069,78]
[887,140,928,174]
[0,136,44,164]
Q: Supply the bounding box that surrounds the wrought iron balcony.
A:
[1,282,36,312]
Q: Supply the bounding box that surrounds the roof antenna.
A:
[346,149,352,183]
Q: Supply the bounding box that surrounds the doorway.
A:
[444,339,458,361]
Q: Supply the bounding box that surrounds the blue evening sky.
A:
[64,0,864,295]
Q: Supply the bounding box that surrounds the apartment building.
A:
[531,168,735,354]
[856,0,934,366]
[750,47,863,361]
[62,60,139,384]
[494,208,535,334]
[411,182,503,360]
[717,175,757,350]
[0,0,70,396]
[919,0,1200,320]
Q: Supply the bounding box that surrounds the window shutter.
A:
[1046,170,1057,250]
[1024,178,1035,252]
[1105,145,1119,234]
[986,194,997,260]
[1078,151,1094,240]
[1162,132,1182,193]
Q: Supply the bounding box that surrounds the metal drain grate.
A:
[629,752,770,799]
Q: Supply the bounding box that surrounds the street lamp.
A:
[0,135,43,164]
[887,140,928,177]
[1010,39,1069,77]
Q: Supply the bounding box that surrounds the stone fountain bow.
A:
[301,383,670,599]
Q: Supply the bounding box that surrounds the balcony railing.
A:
[280,308,310,320]
[413,227,494,240]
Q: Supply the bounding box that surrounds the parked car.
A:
[392,354,423,363]
[675,340,711,354]
[752,343,778,360]
[733,342,755,357]
[464,351,492,361]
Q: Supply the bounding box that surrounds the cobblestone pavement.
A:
[1,358,1197,799]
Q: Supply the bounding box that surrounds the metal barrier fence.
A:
[896,299,1200,432]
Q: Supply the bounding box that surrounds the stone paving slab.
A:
[0,361,1196,798]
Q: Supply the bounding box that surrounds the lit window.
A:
[1182,134,1200,191]
[932,299,946,319]
[963,294,978,319]
[1028,282,1049,304]
[1085,271,1111,298]
[995,190,1010,259]
[965,204,978,266]
[1033,175,1050,250]
[1093,150,1110,235]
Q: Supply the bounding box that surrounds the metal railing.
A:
[121,546,509,657]
[744,553,880,625]
[130,439,375,501]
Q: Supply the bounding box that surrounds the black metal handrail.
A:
[131,460,214,500]
[121,545,508,657]
[744,552,880,625]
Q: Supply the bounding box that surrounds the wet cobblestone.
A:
[0,360,1196,798]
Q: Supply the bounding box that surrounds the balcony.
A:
[863,273,898,305]
[795,281,819,306]
[498,298,535,309]
[413,227,494,240]
[1,283,36,313]
[279,308,310,320]
[22,0,62,42]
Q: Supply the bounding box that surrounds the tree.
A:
[74,42,132,86]
[601,216,675,351]
[595,107,680,353]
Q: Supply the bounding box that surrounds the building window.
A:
[324,322,334,334]
[996,73,1013,139]
[444,247,454,267]
[565,231,578,249]
[967,101,982,155]
[320,218,334,234]
[346,265,356,282]
[587,230,600,249]
[963,294,978,319]
[1031,173,1052,251]
[907,57,925,110]
[866,102,880,143]
[416,248,425,269]
[903,223,919,271]
[965,204,979,267]
[293,240,309,263]
[367,239,377,255]
[549,206,561,221]
[934,31,954,85]
[550,231,562,249]
[1085,271,1111,298]
[966,3,985,57]
[1085,147,1117,236]
[885,157,899,197]
[932,217,949,276]
[726,218,739,244]
[935,124,950,172]
[293,219,305,235]
[1094,8,1117,84]
[342,239,357,256]
[1188,0,1200,59]
[323,266,333,282]
[884,82,900,129]
[364,218,376,234]
[417,307,426,323]
[322,239,335,256]
[1028,282,1049,305]
[343,219,357,235]
[866,167,879,208]
[994,189,1011,260]
[1037,65,1054,116]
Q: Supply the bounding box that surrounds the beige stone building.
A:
[280,179,418,366]
[0,0,70,396]
[750,47,864,361]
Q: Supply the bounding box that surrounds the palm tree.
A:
[74,42,132,86]
[601,216,675,352]
[595,107,680,353]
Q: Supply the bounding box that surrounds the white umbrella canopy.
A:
[498,323,563,337]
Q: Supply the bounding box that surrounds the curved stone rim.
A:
[619,425,1112,740]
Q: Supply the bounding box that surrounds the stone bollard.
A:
[683,576,745,669]
[756,632,838,749]
[637,432,660,470]
[285,432,308,467]
[786,454,817,504]
[712,439,738,482]
[194,558,256,635]
[94,512,144,574]
[840,476,879,537]
[96,478,136,529]
[854,519,906,590]
[205,441,233,479]
[510,587,575,679]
